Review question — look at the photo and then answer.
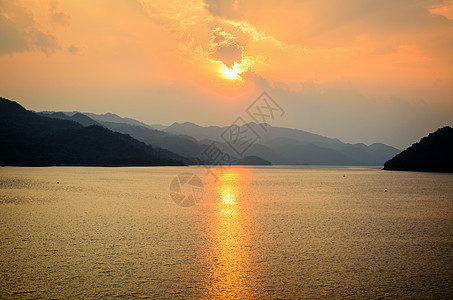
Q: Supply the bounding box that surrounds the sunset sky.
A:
[1,0,452,148]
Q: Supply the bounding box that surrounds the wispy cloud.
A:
[0,1,60,55]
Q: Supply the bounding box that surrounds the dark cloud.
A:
[203,0,242,19]
[0,10,30,54]
[213,43,242,67]
[0,1,60,55]
[49,0,71,26]
[33,31,60,55]
[51,12,71,26]
[67,44,79,55]
[207,27,244,67]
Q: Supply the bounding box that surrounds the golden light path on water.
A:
[202,167,261,299]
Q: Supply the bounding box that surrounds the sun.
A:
[222,64,241,80]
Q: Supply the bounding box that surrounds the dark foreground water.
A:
[1,166,452,299]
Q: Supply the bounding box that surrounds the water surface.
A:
[1,166,452,298]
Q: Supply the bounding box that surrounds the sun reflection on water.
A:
[203,167,260,298]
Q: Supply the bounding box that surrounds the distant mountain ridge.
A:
[164,121,400,165]
[37,111,100,127]
[83,112,166,130]
[0,97,184,166]
[34,104,401,166]
[384,126,453,172]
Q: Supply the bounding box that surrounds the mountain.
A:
[149,124,168,130]
[83,112,158,129]
[237,156,271,165]
[165,122,227,141]
[35,111,273,165]
[384,126,453,172]
[95,121,273,165]
[95,121,206,159]
[40,111,168,130]
[37,111,100,127]
[31,109,400,166]
[165,122,400,165]
[0,97,184,166]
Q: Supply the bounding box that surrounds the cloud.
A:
[0,4,30,54]
[430,0,453,20]
[212,43,242,67]
[51,11,71,26]
[49,0,71,26]
[0,1,60,55]
[203,0,241,19]
[33,31,60,55]
[136,0,280,79]
[207,27,243,67]
[134,0,453,103]
[67,44,79,55]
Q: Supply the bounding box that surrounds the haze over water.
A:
[1,166,452,298]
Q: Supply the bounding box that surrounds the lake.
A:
[1,166,452,298]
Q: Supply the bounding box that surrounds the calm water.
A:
[1,166,452,299]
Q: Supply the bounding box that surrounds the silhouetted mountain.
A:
[237,156,271,165]
[165,122,228,141]
[31,108,400,166]
[97,121,205,159]
[384,126,453,172]
[83,112,157,129]
[41,116,271,165]
[37,111,99,127]
[165,122,400,165]
[165,121,341,145]
[0,97,184,166]
[96,121,273,165]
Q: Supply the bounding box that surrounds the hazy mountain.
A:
[237,156,271,165]
[149,124,168,130]
[165,122,342,145]
[83,112,157,129]
[165,122,400,165]
[384,126,453,172]
[31,108,402,166]
[98,121,206,159]
[33,111,274,165]
[37,111,100,127]
[96,121,273,165]
[165,122,226,141]
[0,97,184,166]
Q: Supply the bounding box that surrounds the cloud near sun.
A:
[136,0,277,81]
[2,0,453,92]
[135,0,453,92]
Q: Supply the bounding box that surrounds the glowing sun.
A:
[222,64,241,80]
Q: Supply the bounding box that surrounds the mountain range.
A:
[38,107,400,166]
[2,96,403,166]
[0,98,184,166]
[3,96,451,172]
[164,122,400,165]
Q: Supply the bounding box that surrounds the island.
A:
[383,126,453,173]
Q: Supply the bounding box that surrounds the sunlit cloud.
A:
[0,0,75,55]
[430,0,453,20]
[136,0,281,81]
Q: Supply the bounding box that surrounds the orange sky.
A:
[1,0,452,148]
